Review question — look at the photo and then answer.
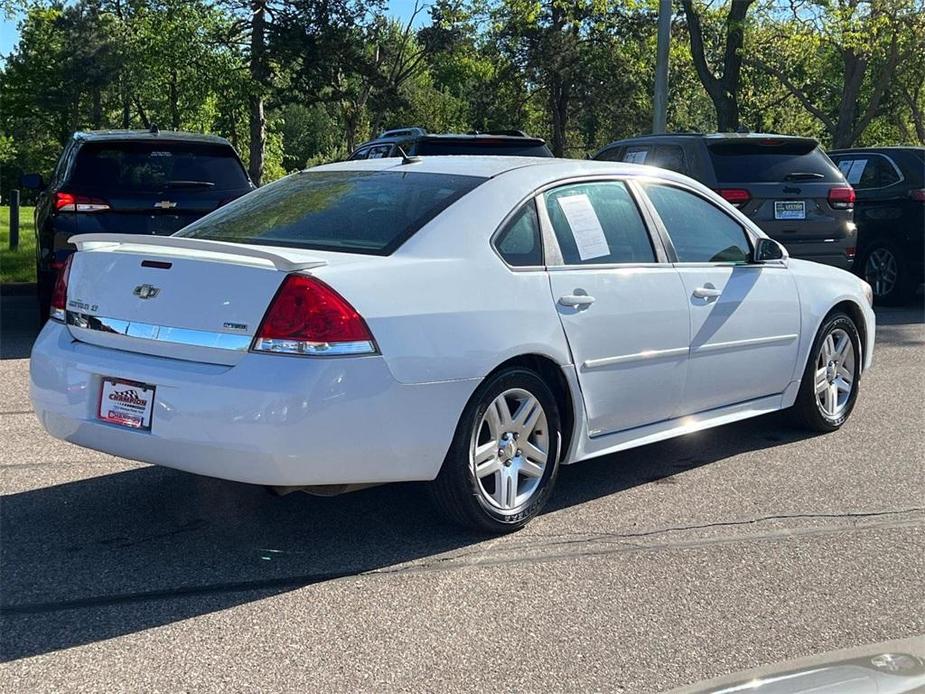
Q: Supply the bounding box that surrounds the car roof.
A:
[357,133,548,148]
[600,132,819,148]
[73,129,233,146]
[311,154,700,186]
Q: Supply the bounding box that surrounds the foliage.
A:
[1,0,922,198]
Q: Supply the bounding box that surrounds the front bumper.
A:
[30,322,476,486]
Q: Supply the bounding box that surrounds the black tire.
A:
[429,367,561,533]
[791,312,862,432]
[857,240,915,306]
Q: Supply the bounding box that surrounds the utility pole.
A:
[652,0,672,133]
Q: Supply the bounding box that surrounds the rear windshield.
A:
[176,170,486,255]
[414,140,553,157]
[71,141,250,192]
[708,140,842,183]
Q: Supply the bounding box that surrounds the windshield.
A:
[708,140,842,183]
[176,169,486,255]
[71,141,250,192]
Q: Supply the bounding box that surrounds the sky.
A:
[0,1,428,58]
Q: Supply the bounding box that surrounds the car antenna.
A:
[149,123,160,135]
[397,146,421,165]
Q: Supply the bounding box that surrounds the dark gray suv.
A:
[593,133,857,269]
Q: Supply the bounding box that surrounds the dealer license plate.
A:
[98,378,155,430]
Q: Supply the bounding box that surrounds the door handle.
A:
[692,286,722,299]
[559,294,596,308]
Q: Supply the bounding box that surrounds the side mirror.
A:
[20,173,45,190]
[754,237,785,263]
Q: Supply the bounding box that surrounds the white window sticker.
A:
[624,149,648,164]
[557,194,610,261]
[838,158,867,184]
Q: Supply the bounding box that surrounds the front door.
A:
[542,180,691,436]
[640,181,802,414]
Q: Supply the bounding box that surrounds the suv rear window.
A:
[177,170,486,255]
[71,141,249,192]
[708,140,841,183]
[413,140,553,157]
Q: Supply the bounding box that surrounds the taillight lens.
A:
[252,275,377,356]
[909,189,925,202]
[716,188,751,207]
[49,254,74,322]
[828,186,855,210]
[54,192,110,212]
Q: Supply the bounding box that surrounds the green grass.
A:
[1,205,36,284]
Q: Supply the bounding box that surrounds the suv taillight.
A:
[909,189,925,202]
[54,192,111,212]
[716,188,751,208]
[252,275,377,356]
[827,186,855,210]
[49,254,74,322]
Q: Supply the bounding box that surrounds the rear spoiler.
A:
[70,233,326,272]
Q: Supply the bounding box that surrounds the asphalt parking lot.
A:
[1,292,923,692]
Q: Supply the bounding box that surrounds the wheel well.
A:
[828,300,868,365]
[487,354,575,462]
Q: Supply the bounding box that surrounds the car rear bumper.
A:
[30,322,476,486]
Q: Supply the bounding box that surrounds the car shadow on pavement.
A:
[0,411,815,663]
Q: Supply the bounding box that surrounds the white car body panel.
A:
[30,156,876,487]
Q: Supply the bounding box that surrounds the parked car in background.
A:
[593,133,857,270]
[21,127,253,319]
[827,147,924,304]
[31,156,874,533]
[349,127,554,160]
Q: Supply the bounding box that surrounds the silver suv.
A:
[594,133,857,269]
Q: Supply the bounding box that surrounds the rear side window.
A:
[621,145,688,174]
[832,155,901,189]
[494,202,543,266]
[177,170,486,255]
[366,144,393,159]
[708,140,841,183]
[413,140,553,157]
[544,181,655,265]
[643,183,751,263]
[71,141,249,192]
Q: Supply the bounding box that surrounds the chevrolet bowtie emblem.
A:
[133,284,160,300]
[154,200,177,209]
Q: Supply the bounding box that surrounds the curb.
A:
[0,283,37,296]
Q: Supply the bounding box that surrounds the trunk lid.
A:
[64,235,329,365]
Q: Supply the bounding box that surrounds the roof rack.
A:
[378,127,428,139]
[466,129,530,137]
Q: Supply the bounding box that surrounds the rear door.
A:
[542,179,691,436]
[705,138,852,262]
[65,140,252,238]
[639,180,801,415]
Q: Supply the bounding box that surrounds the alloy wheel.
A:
[865,247,898,298]
[814,327,856,419]
[471,388,549,511]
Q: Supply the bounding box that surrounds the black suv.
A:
[828,147,924,304]
[22,128,253,318]
[593,133,857,270]
[349,127,554,160]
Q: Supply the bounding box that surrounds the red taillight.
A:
[252,275,376,356]
[54,192,110,212]
[909,189,925,202]
[827,186,855,210]
[846,246,856,259]
[49,254,74,321]
[717,188,751,207]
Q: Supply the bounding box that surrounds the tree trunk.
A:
[169,68,181,130]
[248,0,268,185]
[548,74,569,156]
[91,87,103,129]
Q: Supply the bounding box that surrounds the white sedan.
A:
[30,157,875,532]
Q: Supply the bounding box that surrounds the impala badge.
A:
[133,284,160,300]
[154,200,177,209]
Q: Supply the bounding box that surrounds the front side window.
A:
[178,170,486,255]
[366,145,393,159]
[643,183,751,263]
[544,181,655,265]
[623,147,650,165]
[494,202,543,266]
